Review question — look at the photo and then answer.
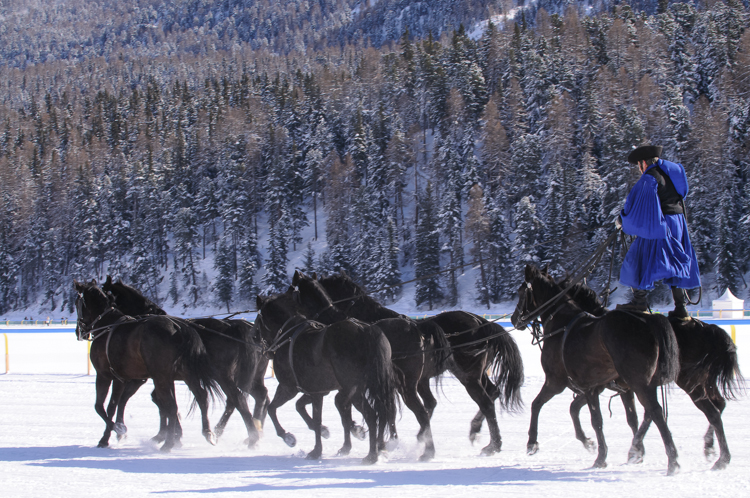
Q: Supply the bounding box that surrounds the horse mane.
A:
[102,277,166,316]
[560,278,607,317]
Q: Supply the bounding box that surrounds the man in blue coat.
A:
[615,145,700,319]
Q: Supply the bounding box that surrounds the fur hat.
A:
[627,145,663,164]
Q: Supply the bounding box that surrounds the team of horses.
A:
[73,263,743,473]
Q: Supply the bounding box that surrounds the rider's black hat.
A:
[627,145,663,164]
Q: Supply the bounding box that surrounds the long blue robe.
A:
[619,159,701,290]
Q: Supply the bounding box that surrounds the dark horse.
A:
[101,277,269,447]
[255,286,399,464]
[302,271,524,456]
[291,270,450,460]
[511,264,682,475]
[74,280,221,451]
[562,280,743,470]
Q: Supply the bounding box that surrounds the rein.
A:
[518,230,618,327]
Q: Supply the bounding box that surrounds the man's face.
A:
[638,160,647,174]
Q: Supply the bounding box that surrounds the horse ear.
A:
[105,275,112,285]
[90,278,97,286]
[292,270,303,286]
[542,264,550,276]
[256,295,265,310]
[312,272,317,280]
[73,280,82,292]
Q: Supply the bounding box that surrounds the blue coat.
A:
[619,159,701,290]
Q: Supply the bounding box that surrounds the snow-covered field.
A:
[1,327,749,497]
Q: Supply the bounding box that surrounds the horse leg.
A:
[457,375,502,455]
[418,378,438,419]
[570,393,596,452]
[634,387,679,475]
[296,394,330,439]
[334,391,354,456]
[266,382,299,447]
[352,394,380,465]
[306,394,325,460]
[213,399,235,440]
[690,386,730,470]
[150,388,169,443]
[527,380,566,455]
[584,389,608,468]
[617,390,646,463]
[468,373,499,443]
[114,379,146,440]
[184,377,216,446]
[222,379,261,448]
[401,384,435,461]
[94,374,115,448]
[151,380,179,452]
[249,381,270,430]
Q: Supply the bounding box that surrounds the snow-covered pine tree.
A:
[214,236,234,312]
[415,182,443,310]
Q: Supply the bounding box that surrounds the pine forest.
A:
[1,1,749,315]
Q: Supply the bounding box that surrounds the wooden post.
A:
[731,325,737,345]
[87,341,92,375]
[4,333,9,373]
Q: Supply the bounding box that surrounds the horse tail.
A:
[485,322,525,412]
[419,320,451,375]
[654,316,681,384]
[700,323,745,399]
[362,324,399,439]
[174,322,223,411]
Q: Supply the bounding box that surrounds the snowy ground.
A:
[1,327,749,497]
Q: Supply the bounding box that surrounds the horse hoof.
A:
[704,446,717,460]
[113,423,127,436]
[97,440,110,448]
[583,439,596,454]
[204,431,217,446]
[306,449,322,460]
[591,460,607,469]
[213,426,225,439]
[151,434,166,444]
[667,461,680,476]
[337,445,352,456]
[321,426,330,439]
[361,454,378,465]
[351,425,366,441]
[628,449,644,464]
[711,458,729,471]
[283,433,297,447]
[480,442,501,456]
[386,438,399,452]
[527,442,539,455]
[469,431,479,444]
[159,443,173,453]
[419,449,435,462]
[253,418,264,432]
[245,433,260,448]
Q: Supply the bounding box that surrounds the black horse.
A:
[306,271,524,456]
[291,270,450,460]
[74,280,221,451]
[511,264,682,475]
[562,280,743,470]
[101,277,269,448]
[255,286,399,464]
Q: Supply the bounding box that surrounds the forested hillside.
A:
[0,1,749,315]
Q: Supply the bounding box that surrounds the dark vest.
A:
[646,166,684,215]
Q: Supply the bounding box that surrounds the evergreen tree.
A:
[415,182,443,310]
[214,236,234,312]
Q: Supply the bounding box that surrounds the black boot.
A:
[616,289,649,312]
[668,287,689,320]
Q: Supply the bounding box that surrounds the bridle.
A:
[75,291,117,341]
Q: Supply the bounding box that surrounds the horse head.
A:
[102,277,166,317]
[511,264,557,330]
[73,280,114,341]
[292,271,347,323]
